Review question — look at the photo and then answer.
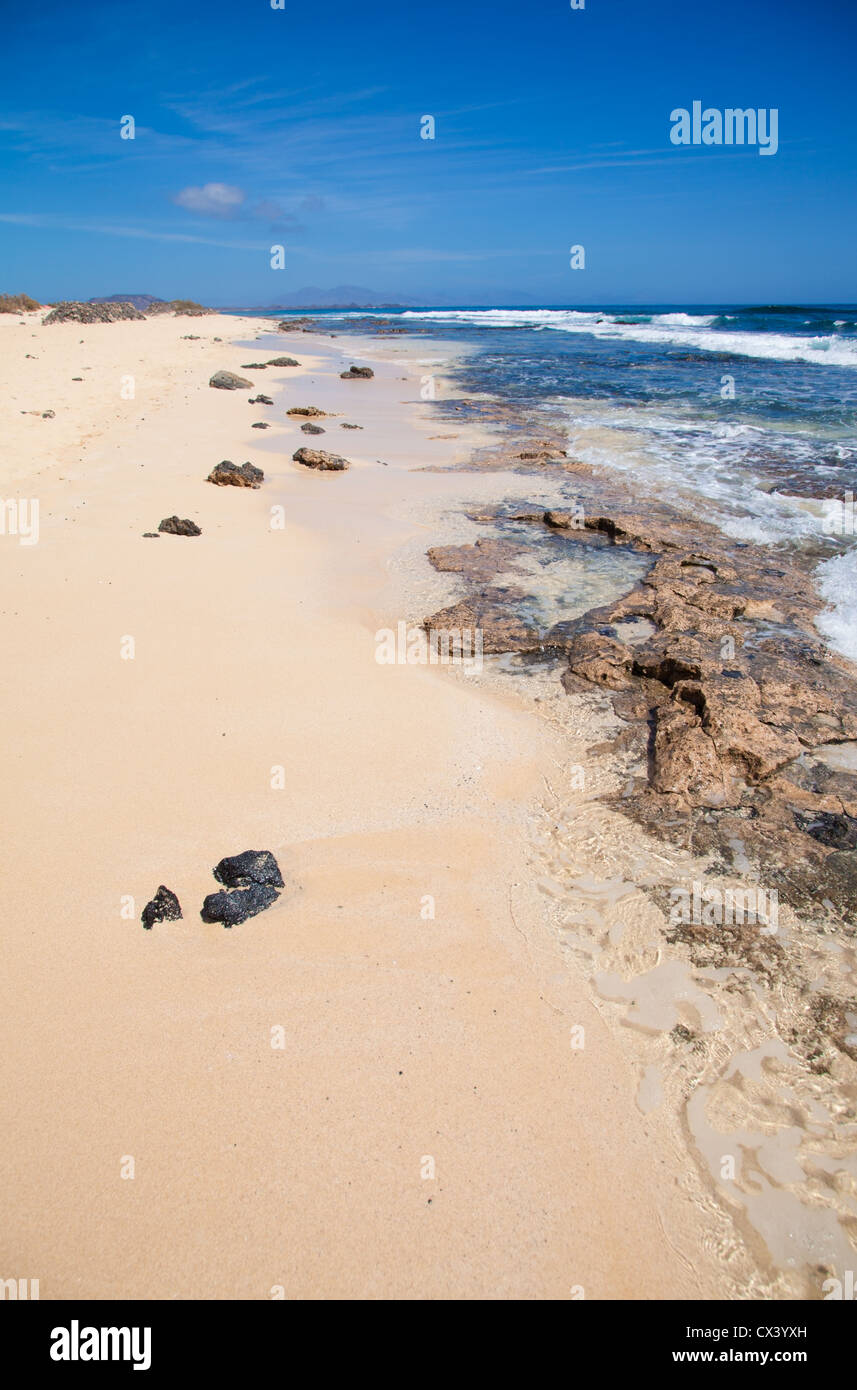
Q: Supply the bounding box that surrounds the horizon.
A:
[16,295,857,312]
[2,0,856,306]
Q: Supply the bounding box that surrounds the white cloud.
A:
[173,182,245,217]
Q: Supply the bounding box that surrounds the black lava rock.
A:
[267,357,300,367]
[300,422,325,434]
[340,365,374,379]
[200,884,280,928]
[248,394,274,405]
[141,885,182,930]
[213,849,284,889]
[159,516,202,536]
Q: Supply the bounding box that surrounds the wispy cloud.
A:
[0,212,263,251]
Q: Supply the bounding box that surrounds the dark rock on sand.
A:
[249,394,274,405]
[207,460,264,489]
[340,365,374,379]
[158,516,202,536]
[267,356,300,367]
[210,370,253,390]
[241,363,269,369]
[141,885,182,930]
[300,422,325,434]
[42,409,55,419]
[341,423,362,430]
[200,884,280,928]
[287,405,327,417]
[142,532,160,538]
[43,300,145,325]
[201,849,284,927]
[213,849,284,890]
[252,421,270,429]
[293,447,349,471]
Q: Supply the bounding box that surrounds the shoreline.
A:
[1,308,853,1298]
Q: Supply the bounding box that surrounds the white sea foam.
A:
[648,312,717,327]
[551,397,857,550]
[815,551,857,665]
[397,308,857,368]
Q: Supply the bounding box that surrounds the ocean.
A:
[246,303,857,661]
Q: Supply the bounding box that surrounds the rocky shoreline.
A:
[420,421,857,1091]
[425,436,857,904]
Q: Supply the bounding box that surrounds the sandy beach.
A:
[0,308,757,1300]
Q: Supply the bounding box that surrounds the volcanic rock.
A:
[200,884,280,928]
[207,460,264,489]
[141,885,182,930]
[213,850,284,889]
[201,849,285,927]
[293,448,349,471]
[43,301,145,325]
[209,370,253,389]
[340,365,374,379]
[158,516,201,536]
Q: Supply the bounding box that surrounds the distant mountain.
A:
[222,286,418,310]
[89,293,167,311]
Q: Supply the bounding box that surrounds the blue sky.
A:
[1,0,855,306]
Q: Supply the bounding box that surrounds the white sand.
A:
[0,310,733,1298]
